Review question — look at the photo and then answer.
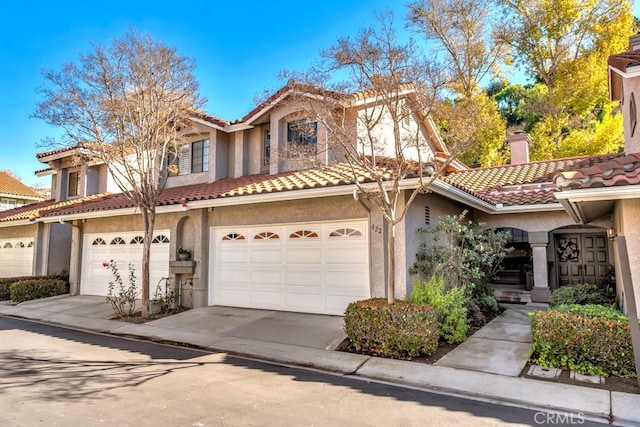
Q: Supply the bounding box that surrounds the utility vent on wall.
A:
[425,206,430,225]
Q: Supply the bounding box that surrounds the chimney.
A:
[507,132,531,165]
[629,33,640,51]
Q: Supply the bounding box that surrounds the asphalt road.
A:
[0,315,607,426]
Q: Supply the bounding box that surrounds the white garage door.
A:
[81,231,170,297]
[210,221,370,315]
[0,238,34,278]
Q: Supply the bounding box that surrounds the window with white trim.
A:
[170,139,210,176]
[68,170,80,197]
[287,119,317,151]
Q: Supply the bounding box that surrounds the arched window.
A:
[3,242,12,248]
[329,228,362,238]
[222,233,245,241]
[289,230,318,239]
[110,237,126,245]
[15,242,25,248]
[130,236,144,244]
[92,238,106,246]
[27,241,34,248]
[254,232,279,240]
[152,235,170,243]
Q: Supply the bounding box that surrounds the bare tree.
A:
[33,30,205,316]
[408,0,506,97]
[283,13,460,303]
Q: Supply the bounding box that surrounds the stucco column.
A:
[369,208,385,298]
[529,231,550,302]
[232,131,244,178]
[269,117,280,175]
[68,220,83,296]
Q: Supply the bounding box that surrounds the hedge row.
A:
[0,273,69,301]
[530,304,637,377]
[548,283,616,308]
[344,298,439,359]
[9,279,68,304]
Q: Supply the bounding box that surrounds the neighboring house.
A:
[0,171,42,211]
[1,37,639,314]
[0,171,45,277]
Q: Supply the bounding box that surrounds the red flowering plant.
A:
[103,260,139,318]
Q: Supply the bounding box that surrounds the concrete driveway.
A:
[3,295,347,351]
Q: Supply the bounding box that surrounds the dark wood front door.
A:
[556,234,609,287]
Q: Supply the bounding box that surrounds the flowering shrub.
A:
[103,260,139,318]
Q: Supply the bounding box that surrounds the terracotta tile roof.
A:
[0,193,110,222]
[36,145,80,159]
[555,153,640,189]
[35,163,388,218]
[443,153,624,206]
[191,111,229,128]
[0,171,41,199]
[608,51,640,73]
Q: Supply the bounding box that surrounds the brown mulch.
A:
[112,306,189,323]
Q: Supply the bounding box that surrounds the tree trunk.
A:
[140,208,156,318]
[386,220,395,304]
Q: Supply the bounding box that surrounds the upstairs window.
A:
[287,119,317,151]
[68,171,79,197]
[191,139,209,173]
[169,139,209,176]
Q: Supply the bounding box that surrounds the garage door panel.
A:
[218,249,249,263]
[250,291,283,306]
[285,292,324,310]
[326,271,369,288]
[326,248,368,264]
[249,270,282,285]
[218,268,249,284]
[285,248,322,264]
[250,249,282,263]
[285,270,322,286]
[212,221,370,315]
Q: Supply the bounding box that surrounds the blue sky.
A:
[1,1,638,187]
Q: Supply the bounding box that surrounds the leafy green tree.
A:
[411,211,512,290]
[434,93,507,166]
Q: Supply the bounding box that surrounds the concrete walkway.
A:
[435,304,536,376]
[1,296,639,426]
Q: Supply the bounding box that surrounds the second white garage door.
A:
[0,238,34,278]
[81,231,170,297]
[210,221,370,315]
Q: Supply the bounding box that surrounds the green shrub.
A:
[548,283,615,308]
[0,272,69,301]
[408,276,468,344]
[344,298,439,359]
[473,294,499,315]
[553,304,628,321]
[529,307,637,377]
[9,279,68,303]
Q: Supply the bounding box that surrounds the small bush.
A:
[553,304,628,321]
[473,294,499,315]
[408,276,468,343]
[530,306,637,377]
[548,283,615,308]
[0,273,69,301]
[9,279,67,303]
[344,298,439,359]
